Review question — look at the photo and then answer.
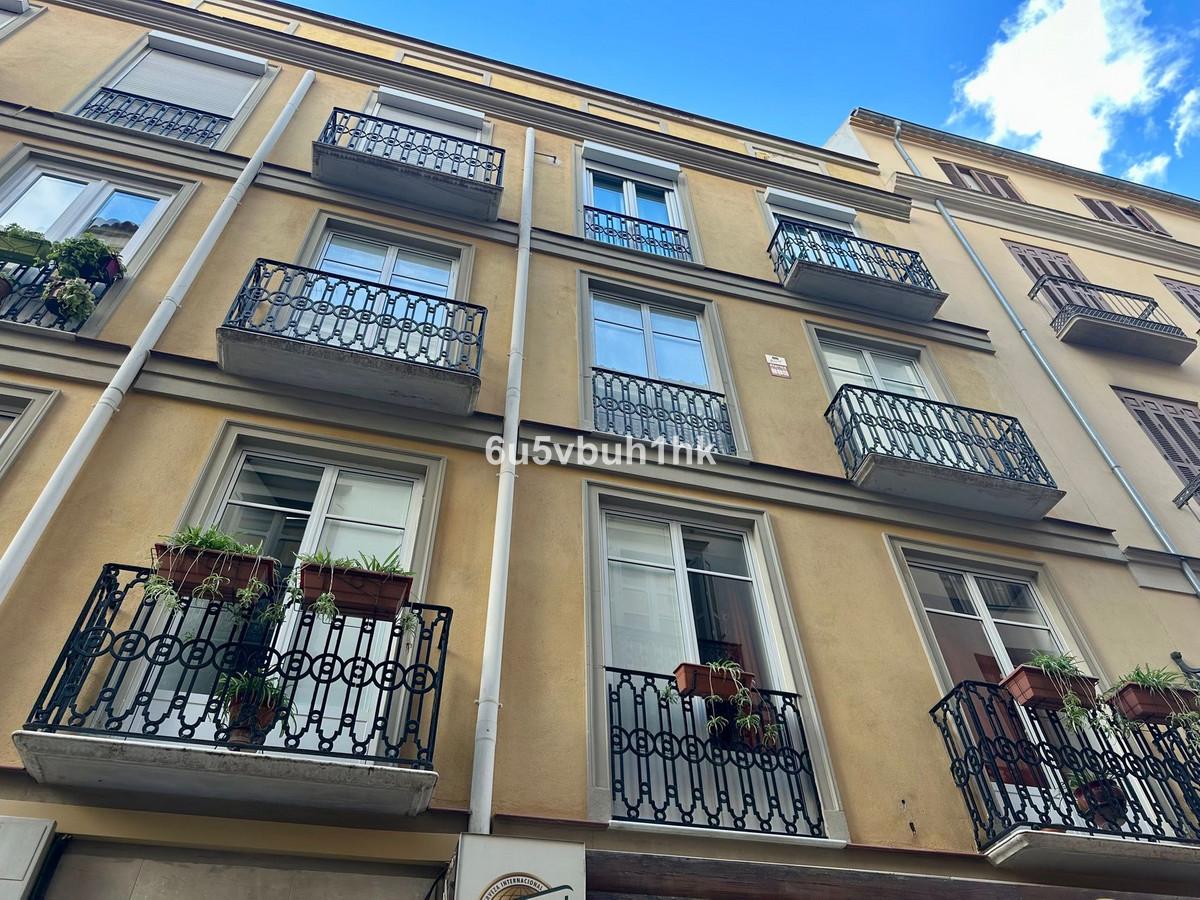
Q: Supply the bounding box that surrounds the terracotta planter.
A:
[100,256,123,284]
[1072,779,1127,830]
[298,563,413,619]
[225,698,280,746]
[153,543,277,601]
[1110,683,1197,724]
[1001,665,1098,711]
[674,662,755,701]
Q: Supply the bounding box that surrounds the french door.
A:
[777,214,861,274]
[588,168,682,252]
[367,99,483,179]
[1007,242,1102,313]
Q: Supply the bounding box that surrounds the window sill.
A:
[607,819,847,849]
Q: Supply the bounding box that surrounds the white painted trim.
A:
[764,188,856,224]
[582,140,680,181]
[375,86,485,129]
[607,820,848,849]
[0,0,28,12]
[147,30,268,75]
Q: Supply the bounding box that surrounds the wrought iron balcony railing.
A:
[768,220,939,291]
[1031,276,1187,338]
[931,680,1200,849]
[224,259,487,375]
[0,260,117,332]
[25,564,452,769]
[78,88,231,148]
[317,109,505,186]
[825,384,1057,488]
[592,368,736,455]
[1175,473,1200,508]
[583,207,693,261]
[606,667,826,836]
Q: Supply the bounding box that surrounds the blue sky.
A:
[297,0,1200,197]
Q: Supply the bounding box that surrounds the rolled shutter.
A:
[112,49,258,117]
[1117,389,1200,484]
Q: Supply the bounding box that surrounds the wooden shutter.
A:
[937,160,970,189]
[112,49,258,117]
[1006,242,1097,311]
[1160,276,1200,322]
[1080,197,1171,236]
[1117,389,1200,484]
[1128,205,1170,236]
[936,160,1022,202]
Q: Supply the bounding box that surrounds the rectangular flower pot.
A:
[673,662,756,701]
[1110,682,1197,724]
[299,564,412,619]
[0,233,51,267]
[153,543,277,601]
[1000,664,1098,710]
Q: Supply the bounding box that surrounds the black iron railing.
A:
[224,259,487,375]
[1030,276,1187,338]
[317,109,505,186]
[583,207,693,261]
[0,260,117,332]
[931,681,1200,849]
[606,667,825,836]
[1174,474,1200,508]
[592,368,736,455]
[26,564,452,768]
[768,220,939,291]
[824,384,1056,488]
[78,88,231,147]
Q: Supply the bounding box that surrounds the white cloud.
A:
[1171,88,1200,153]
[1123,153,1170,183]
[955,0,1180,173]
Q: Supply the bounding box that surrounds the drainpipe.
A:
[469,126,536,835]
[0,70,317,609]
[891,120,1200,598]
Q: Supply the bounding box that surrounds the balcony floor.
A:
[988,828,1200,885]
[13,730,437,816]
[780,259,947,322]
[1054,308,1197,364]
[217,326,481,415]
[312,141,502,221]
[852,453,1065,519]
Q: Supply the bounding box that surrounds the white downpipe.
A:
[890,120,1200,598]
[468,127,536,835]
[0,70,316,608]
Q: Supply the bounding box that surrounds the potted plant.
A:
[217,671,291,746]
[675,660,781,750]
[0,273,13,302]
[0,224,51,266]
[41,277,96,321]
[674,658,756,701]
[1001,651,1098,728]
[41,233,124,284]
[146,525,278,615]
[1108,664,1198,725]
[1066,770,1127,830]
[295,549,414,620]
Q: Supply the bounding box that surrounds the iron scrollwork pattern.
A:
[1030,275,1187,338]
[0,260,115,332]
[931,681,1200,849]
[79,88,232,147]
[824,384,1057,487]
[606,667,825,836]
[583,207,694,261]
[592,367,736,455]
[318,109,505,186]
[26,563,453,769]
[768,220,940,291]
[225,259,487,375]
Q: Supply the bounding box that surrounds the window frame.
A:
[589,292,716,389]
[0,1,43,44]
[584,161,685,229]
[936,159,1024,203]
[804,324,953,405]
[310,230,461,299]
[0,382,56,482]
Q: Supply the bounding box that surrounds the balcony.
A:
[825,385,1063,519]
[217,259,487,414]
[606,667,826,837]
[592,368,736,455]
[767,221,946,321]
[0,259,118,332]
[1030,276,1197,364]
[931,681,1200,881]
[15,564,452,816]
[312,109,505,220]
[78,87,231,148]
[583,207,693,262]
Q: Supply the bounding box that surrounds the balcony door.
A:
[366,96,483,178]
[774,213,861,275]
[1006,242,1101,313]
[587,168,683,254]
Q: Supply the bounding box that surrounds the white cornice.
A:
[894,173,1200,278]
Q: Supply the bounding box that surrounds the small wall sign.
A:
[765,354,790,378]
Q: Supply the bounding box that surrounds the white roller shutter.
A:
[112,49,258,117]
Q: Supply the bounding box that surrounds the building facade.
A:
[0,1,1197,897]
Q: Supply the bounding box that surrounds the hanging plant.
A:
[41,277,97,321]
[147,525,278,617]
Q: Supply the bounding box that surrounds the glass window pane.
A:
[880,379,928,398]
[687,572,767,679]
[214,504,308,572]
[997,623,1059,668]
[82,190,158,253]
[317,519,405,561]
[634,184,670,224]
[606,516,674,566]
[593,297,643,328]
[977,577,1047,626]
[1,174,86,233]
[652,333,708,385]
[591,173,625,213]
[319,234,388,281]
[682,527,749,577]
[911,566,975,616]
[389,248,453,296]
[827,368,875,390]
[607,559,684,673]
[227,456,323,511]
[820,344,871,377]
[649,309,700,340]
[327,471,414,528]
[595,321,648,375]
[927,611,1006,684]
[873,354,923,387]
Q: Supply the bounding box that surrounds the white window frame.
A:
[763,188,858,236]
[807,326,950,404]
[0,0,42,44]
[310,229,461,298]
[370,87,488,142]
[585,161,685,229]
[0,382,56,481]
[589,291,718,390]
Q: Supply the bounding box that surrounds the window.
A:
[817,336,931,398]
[0,0,37,41]
[1115,388,1200,487]
[1079,197,1169,236]
[1160,276,1200,323]
[313,231,457,297]
[936,160,1024,202]
[362,88,489,180]
[581,142,692,261]
[593,295,708,386]
[0,387,51,482]
[1006,241,1101,312]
